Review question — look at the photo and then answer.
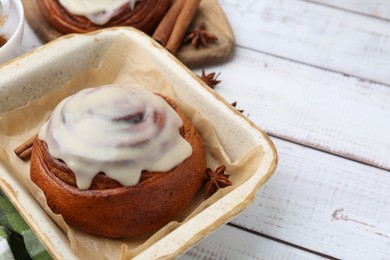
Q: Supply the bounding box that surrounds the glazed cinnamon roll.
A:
[30,85,206,238]
[37,0,171,35]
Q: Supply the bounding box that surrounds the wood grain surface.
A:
[232,138,390,259]
[20,0,235,68]
[306,0,390,20]
[219,0,390,85]
[195,45,390,170]
[180,225,322,259]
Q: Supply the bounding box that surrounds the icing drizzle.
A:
[58,0,142,25]
[39,85,192,190]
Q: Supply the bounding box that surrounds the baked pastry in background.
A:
[30,85,206,238]
[37,0,171,34]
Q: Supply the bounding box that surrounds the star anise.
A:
[203,165,233,199]
[231,101,244,113]
[199,69,221,89]
[184,23,218,48]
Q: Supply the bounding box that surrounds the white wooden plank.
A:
[230,137,390,259]
[218,0,390,85]
[19,22,43,55]
[180,225,322,260]
[308,0,390,20]
[195,46,390,170]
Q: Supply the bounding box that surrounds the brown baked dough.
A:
[30,96,206,238]
[37,0,171,35]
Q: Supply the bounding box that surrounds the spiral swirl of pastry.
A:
[38,85,192,190]
[37,0,170,34]
[31,86,206,238]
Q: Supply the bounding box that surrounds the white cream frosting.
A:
[39,85,192,190]
[58,0,141,25]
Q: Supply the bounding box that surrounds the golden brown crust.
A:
[37,0,171,35]
[30,96,206,238]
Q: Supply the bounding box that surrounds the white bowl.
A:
[0,0,24,64]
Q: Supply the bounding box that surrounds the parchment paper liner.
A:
[0,34,262,259]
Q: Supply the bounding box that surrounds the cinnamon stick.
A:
[165,0,201,54]
[14,134,37,161]
[17,147,33,161]
[152,0,186,46]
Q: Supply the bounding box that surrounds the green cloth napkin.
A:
[0,190,52,260]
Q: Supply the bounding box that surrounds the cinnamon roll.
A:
[30,85,206,238]
[37,0,171,35]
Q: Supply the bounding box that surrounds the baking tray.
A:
[0,28,277,259]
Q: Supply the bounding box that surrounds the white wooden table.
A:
[19,0,390,259]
